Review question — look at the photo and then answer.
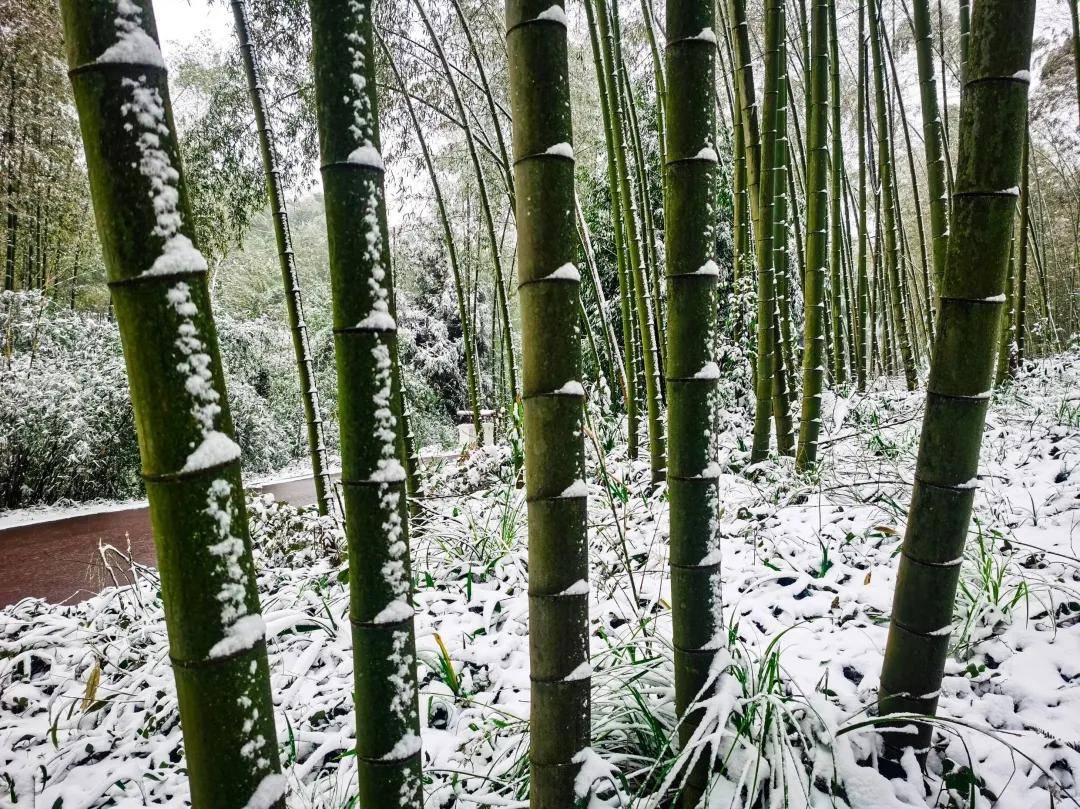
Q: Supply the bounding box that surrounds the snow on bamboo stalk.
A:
[59,0,284,805]
[307,0,422,804]
[856,7,871,390]
[664,0,722,803]
[877,0,1035,759]
[506,3,592,805]
[796,0,829,471]
[230,0,333,517]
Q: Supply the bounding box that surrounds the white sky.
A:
[153,0,233,66]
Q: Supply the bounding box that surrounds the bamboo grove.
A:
[49,0,1060,804]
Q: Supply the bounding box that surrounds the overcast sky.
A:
[154,0,232,66]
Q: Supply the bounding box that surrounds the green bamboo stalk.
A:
[1072,0,1080,124]
[1015,129,1030,370]
[749,0,785,463]
[796,0,829,471]
[958,0,971,84]
[413,0,519,413]
[506,3,591,804]
[995,224,1017,386]
[308,0,422,803]
[910,0,950,311]
[882,23,934,349]
[826,0,845,385]
[877,0,1035,758]
[665,0,721,797]
[60,0,283,804]
[618,60,668,377]
[869,0,917,390]
[771,61,796,456]
[598,0,667,480]
[641,0,669,173]
[230,0,333,516]
[576,194,628,406]
[583,0,638,456]
[380,35,483,438]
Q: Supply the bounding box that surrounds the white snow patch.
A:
[181,431,241,472]
[557,579,589,596]
[545,142,574,159]
[347,144,384,169]
[373,599,414,625]
[554,380,585,396]
[543,262,581,281]
[97,0,165,67]
[243,773,287,809]
[381,731,421,760]
[693,362,720,380]
[563,661,592,681]
[208,614,266,659]
[357,309,396,330]
[559,479,589,498]
[536,5,567,26]
[695,259,720,276]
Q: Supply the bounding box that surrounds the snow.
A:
[181,430,242,472]
[346,144,384,169]
[694,259,720,275]
[2,354,1080,807]
[694,145,719,163]
[563,661,592,681]
[535,5,567,26]
[380,731,421,760]
[558,479,589,498]
[692,27,717,44]
[545,142,574,159]
[208,613,267,659]
[557,579,589,596]
[554,380,585,396]
[97,0,165,67]
[693,361,720,380]
[372,599,413,624]
[542,262,581,281]
[356,309,396,329]
[243,773,287,809]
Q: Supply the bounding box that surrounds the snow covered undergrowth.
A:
[1,355,1079,808]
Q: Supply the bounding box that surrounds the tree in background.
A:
[230,0,333,516]
[59,0,284,804]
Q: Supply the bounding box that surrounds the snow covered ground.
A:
[1,355,1078,808]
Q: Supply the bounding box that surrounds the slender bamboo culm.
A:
[878,0,1036,759]
[60,0,285,804]
[506,2,592,805]
[308,0,423,804]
